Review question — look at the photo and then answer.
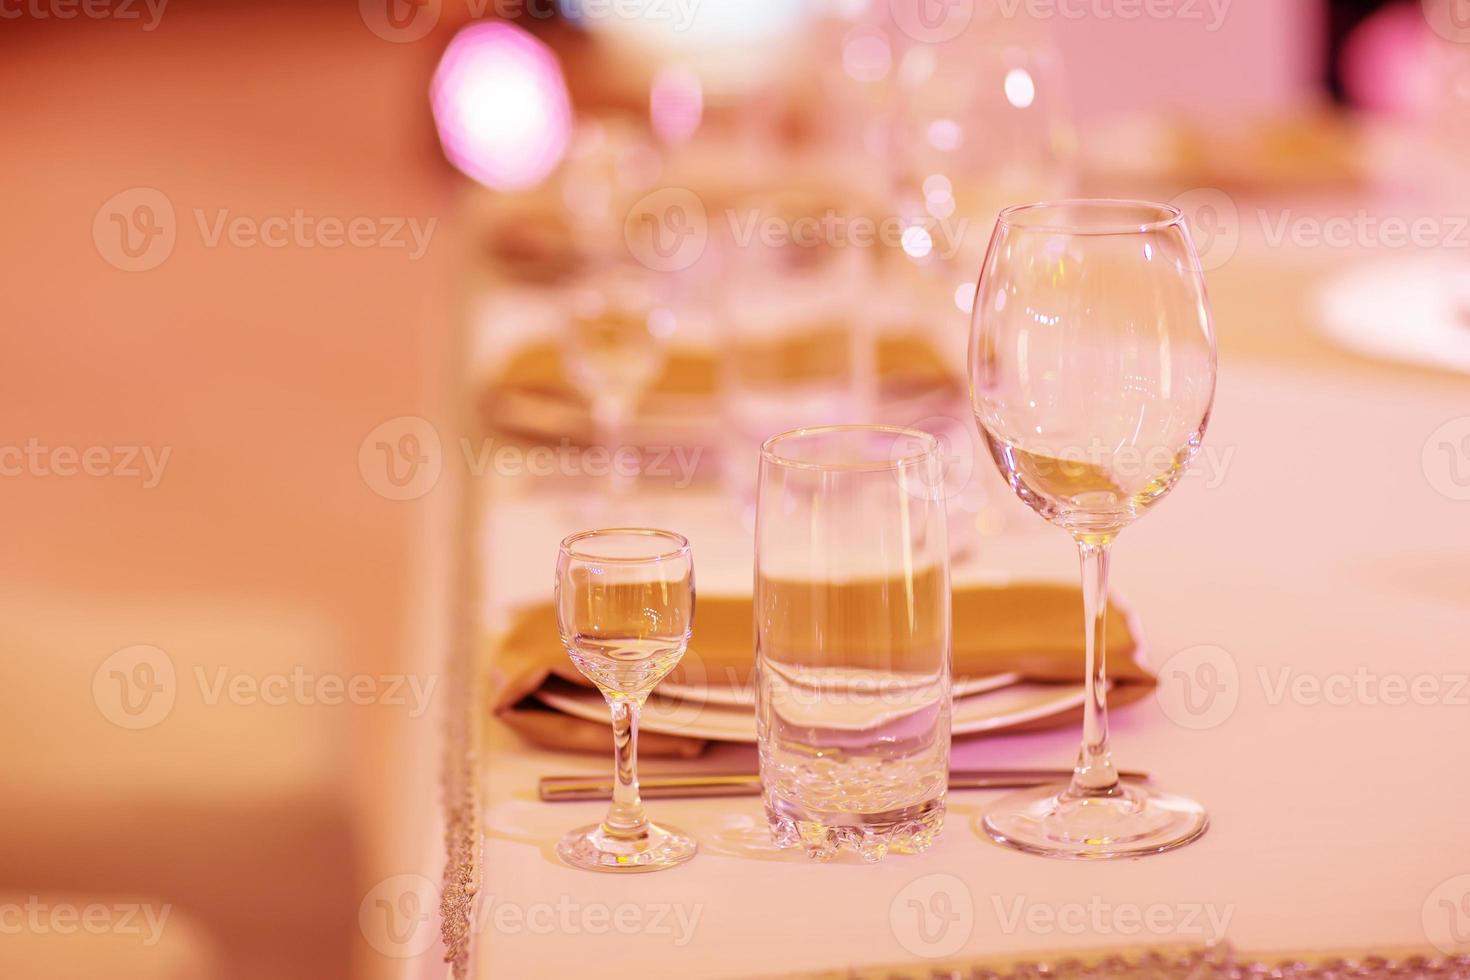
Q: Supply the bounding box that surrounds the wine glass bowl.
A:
[972,201,1216,543]
[563,274,667,417]
[969,200,1217,859]
[554,528,697,872]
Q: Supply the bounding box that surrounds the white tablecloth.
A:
[466,222,1470,975]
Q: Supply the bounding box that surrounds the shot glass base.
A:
[556,821,697,873]
[980,781,1207,860]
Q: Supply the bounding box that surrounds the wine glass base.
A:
[556,821,697,873]
[980,782,1207,860]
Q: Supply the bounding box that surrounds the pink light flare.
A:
[650,65,703,145]
[430,21,573,191]
[1340,2,1436,117]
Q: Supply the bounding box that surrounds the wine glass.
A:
[562,264,673,504]
[554,528,697,872]
[717,182,874,524]
[558,119,672,505]
[968,200,1217,859]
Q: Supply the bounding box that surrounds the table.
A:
[466,224,1470,978]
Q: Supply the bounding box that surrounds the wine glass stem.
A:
[1067,538,1121,799]
[602,695,649,838]
[591,395,635,497]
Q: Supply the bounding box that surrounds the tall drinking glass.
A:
[968,200,1217,859]
[554,528,697,872]
[755,425,951,862]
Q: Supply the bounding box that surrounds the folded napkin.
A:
[488,583,1154,758]
[481,334,960,442]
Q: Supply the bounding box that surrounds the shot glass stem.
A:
[602,694,649,838]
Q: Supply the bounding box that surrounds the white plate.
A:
[1315,256,1470,375]
[531,674,1089,743]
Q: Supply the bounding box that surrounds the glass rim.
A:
[559,527,691,564]
[996,199,1185,236]
[760,424,941,473]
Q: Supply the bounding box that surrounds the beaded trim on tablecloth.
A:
[438,537,482,979]
[438,688,477,979]
[787,944,1470,979]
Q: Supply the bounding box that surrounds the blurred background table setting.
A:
[449,0,1470,976]
[5,0,1470,978]
[418,1,1470,978]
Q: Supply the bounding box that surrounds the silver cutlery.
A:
[539,768,1149,802]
